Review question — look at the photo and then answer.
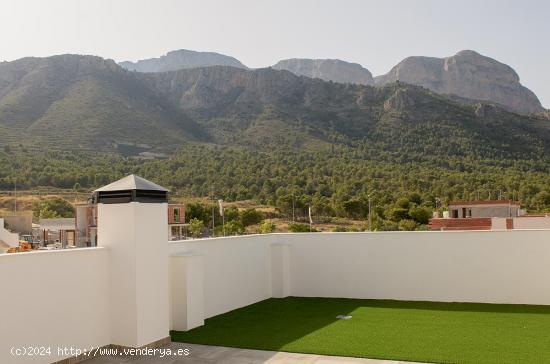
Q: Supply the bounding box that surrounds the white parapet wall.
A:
[169,234,278,319]
[169,230,550,328]
[0,217,20,247]
[3,229,550,362]
[284,230,550,305]
[0,248,111,363]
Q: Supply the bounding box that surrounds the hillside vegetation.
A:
[1,55,550,229]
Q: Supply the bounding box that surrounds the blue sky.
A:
[1,0,549,107]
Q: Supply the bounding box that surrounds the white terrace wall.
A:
[169,234,278,320]
[0,217,20,247]
[169,230,550,327]
[0,248,110,363]
[2,229,550,362]
[283,230,550,305]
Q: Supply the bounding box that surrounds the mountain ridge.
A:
[119,49,247,72]
[0,54,549,161]
[272,58,374,85]
[374,50,543,114]
[118,48,544,115]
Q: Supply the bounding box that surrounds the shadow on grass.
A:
[171,297,350,350]
[171,297,550,364]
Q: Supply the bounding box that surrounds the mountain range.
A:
[119,49,247,72]
[1,53,549,162]
[119,49,545,115]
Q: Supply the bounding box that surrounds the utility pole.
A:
[308,205,312,232]
[211,186,215,235]
[368,194,372,231]
[218,199,225,237]
[292,195,295,222]
[14,178,17,215]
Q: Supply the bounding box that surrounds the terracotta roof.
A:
[448,200,520,206]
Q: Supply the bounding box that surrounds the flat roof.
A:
[449,200,520,206]
[39,218,75,231]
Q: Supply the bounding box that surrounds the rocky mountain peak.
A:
[272,58,373,85]
[119,49,247,73]
[375,50,543,114]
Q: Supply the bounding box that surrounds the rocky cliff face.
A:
[119,49,247,72]
[375,50,543,114]
[272,58,373,85]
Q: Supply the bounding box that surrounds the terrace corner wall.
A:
[0,248,110,363]
[170,230,550,330]
[169,234,278,319]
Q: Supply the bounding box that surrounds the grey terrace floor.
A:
[85,342,423,364]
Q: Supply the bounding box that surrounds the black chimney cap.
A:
[93,174,168,204]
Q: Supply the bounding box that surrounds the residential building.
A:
[75,204,98,247]
[446,200,523,218]
[430,200,550,230]
[168,204,186,240]
[38,218,76,247]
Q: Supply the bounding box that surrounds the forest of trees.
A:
[2,140,550,231]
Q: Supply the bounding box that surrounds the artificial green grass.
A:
[171,297,550,364]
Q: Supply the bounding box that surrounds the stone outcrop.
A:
[119,49,247,72]
[375,50,543,114]
[272,58,373,85]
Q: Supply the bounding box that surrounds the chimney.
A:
[96,175,170,348]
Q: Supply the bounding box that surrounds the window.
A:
[173,208,180,223]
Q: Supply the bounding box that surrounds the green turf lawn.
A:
[171,297,550,364]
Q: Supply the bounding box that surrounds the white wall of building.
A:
[170,230,550,328]
[0,217,20,247]
[0,248,110,363]
[513,216,550,229]
[3,229,550,363]
[169,234,277,319]
[98,202,169,348]
[283,231,550,305]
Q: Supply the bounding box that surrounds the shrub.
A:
[224,220,244,235]
[289,223,317,232]
[385,207,409,222]
[399,219,417,231]
[259,220,275,234]
[409,205,432,224]
[32,198,74,221]
[240,208,264,226]
[188,218,205,238]
[332,226,348,232]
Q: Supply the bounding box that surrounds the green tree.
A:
[188,218,205,238]
[224,220,244,235]
[32,198,74,221]
[240,208,264,226]
[385,207,409,222]
[409,205,432,224]
[259,220,276,234]
[186,203,211,225]
[399,219,417,231]
[224,206,240,222]
[533,191,550,210]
